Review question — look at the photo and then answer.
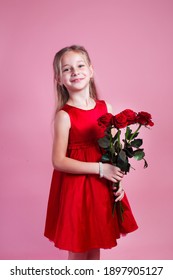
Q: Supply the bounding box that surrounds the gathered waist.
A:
[68,141,99,150]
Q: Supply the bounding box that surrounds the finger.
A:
[115,190,122,196]
[117,169,124,174]
[114,188,124,196]
[115,184,124,195]
[115,167,125,174]
[112,174,123,182]
[117,171,124,177]
[116,184,123,193]
[115,167,121,172]
[117,172,124,178]
[116,176,123,181]
[115,191,125,202]
[111,177,118,183]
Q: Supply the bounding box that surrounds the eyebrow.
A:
[62,60,85,68]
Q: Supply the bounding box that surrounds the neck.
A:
[67,95,95,109]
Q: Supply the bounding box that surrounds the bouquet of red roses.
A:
[98,109,154,219]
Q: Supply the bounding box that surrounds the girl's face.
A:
[59,51,93,94]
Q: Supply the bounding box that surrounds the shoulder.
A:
[54,109,71,129]
[97,100,113,114]
[105,101,113,113]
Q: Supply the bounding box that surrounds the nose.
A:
[71,67,79,76]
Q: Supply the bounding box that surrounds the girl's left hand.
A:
[112,183,125,202]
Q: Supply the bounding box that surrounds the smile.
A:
[71,78,84,83]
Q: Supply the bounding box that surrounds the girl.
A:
[44,45,138,260]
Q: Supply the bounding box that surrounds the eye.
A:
[62,68,69,72]
[62,68,70,72]
[78,64,85,68]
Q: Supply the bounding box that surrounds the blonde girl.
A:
[44,45,138,260]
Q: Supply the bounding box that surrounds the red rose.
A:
[98,113,113,127]
[136,111,154,126]
[113,112,128,129]
[122,109,137,125]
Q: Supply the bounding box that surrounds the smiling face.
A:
[59,51,93,94]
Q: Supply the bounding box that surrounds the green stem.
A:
[117,129,121,152]
[110,130,114,163]
[112,182,124,222]
[112,181,119,217]
[128,124,142,143]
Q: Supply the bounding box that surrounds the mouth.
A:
[71,78,84,83]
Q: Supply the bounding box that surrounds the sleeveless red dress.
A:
[44,100,138,253]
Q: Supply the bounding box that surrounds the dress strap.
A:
[95,100,108,113]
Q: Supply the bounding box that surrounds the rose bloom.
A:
[122,109,137,125]
[136,111,154,126]
[98,113,113,128]
[113,112,128,129]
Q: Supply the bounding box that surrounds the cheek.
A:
[59,75,68,85]
[83,69,92,78]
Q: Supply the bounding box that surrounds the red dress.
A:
[44,100,138,253]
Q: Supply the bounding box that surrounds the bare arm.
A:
[52,110,99,175]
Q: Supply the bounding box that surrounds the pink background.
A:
[1,0,173,260]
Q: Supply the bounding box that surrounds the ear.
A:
[55,75,63,86]
[89,64,94,78]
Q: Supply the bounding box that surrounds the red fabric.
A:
[44,100,138,253]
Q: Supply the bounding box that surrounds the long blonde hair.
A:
[53,45,99,111]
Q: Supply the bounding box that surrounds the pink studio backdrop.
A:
[0,0,173,260]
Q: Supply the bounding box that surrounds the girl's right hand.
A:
[102,163,124,183]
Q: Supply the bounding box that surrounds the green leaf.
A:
[119,149,127,161]
[101,153,110,163]
[133,149,145,161]
[131,139,143,148]
[124,147,134,158]
[105,127,112,136]
[98,136,110,148]
[125,126,132,140]
[110,145,115,155]
[114,141,120,153]
[116,150,130,173]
